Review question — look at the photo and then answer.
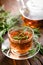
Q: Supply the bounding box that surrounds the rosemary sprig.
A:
[39,45,43,55]
[33,28,41,37]
[13,35,28,40]
[29,48,36,55]
[33,28,43,55]
[29,41,40,55]
[33,28,41,41]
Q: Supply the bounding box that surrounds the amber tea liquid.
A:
[8,28,33,55]
[22,16,43,28]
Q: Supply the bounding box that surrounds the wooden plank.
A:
[15,60,30,65]
[28,57,42,65]
[36,53,43,64]
[1,57,30,65]
[0,49,5,63]
[0,0,2,5]
[0,56,16,65]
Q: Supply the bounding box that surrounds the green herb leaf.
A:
[29,40,41,55]
[0,36,4,43]
[29,48,36,55]
[39,45,43,55]
[0,29,6,43]
[33,28,41,37]
[13,35,29,40]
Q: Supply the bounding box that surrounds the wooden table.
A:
[0,0,43,65]
[0,51,43,65]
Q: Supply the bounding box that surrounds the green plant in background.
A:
[0,5,10,43]
[0,29,6,43]
[0,5,22,43]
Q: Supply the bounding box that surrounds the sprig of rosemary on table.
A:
[29,42,43,55]
[29,40,41,55]
[33,28,41,39]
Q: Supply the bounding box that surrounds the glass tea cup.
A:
[8,26,34,56]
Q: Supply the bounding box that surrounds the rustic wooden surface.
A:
[0,0,43,65]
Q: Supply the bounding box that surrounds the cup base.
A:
[11,49,29,56]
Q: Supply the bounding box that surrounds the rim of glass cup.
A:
[8,26,34,44]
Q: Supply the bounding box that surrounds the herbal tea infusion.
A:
[8,26,34,55]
